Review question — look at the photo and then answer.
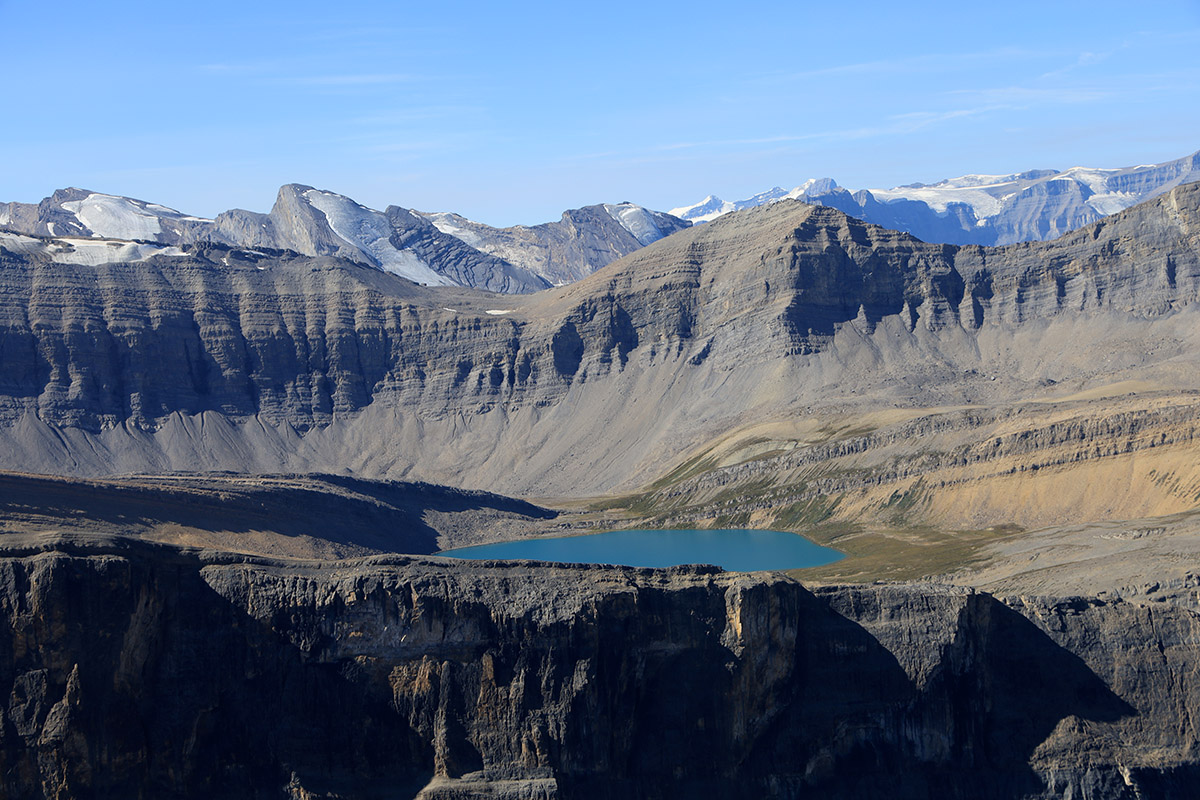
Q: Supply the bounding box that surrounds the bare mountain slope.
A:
[1,184,1200,527]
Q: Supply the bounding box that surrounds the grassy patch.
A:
[813,421,878,443]
[791,523,1026,583]
[771,496,841,529]
[879,480,930,526]
[646,452,720,492]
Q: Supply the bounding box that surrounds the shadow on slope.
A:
[0,471,557,557]
[0,539,434,798]
[769,588,1137,799]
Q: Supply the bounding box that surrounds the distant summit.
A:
[0,186,690,293]
[418,202,689,286]
[671,178,841,224]
[671,150,1200,245]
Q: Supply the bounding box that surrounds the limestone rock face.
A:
[0,535,1196,799]
[420,203,692,286]
[1,184,1199,496]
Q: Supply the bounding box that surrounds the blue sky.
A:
[2,0,1199,225]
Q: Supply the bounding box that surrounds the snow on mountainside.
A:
[602,202,679,246]
[0,231,186,265]
[59,192,211,241]
[300,189,456,286]
[673,150,1200,246]
[417,202,691,286]
[2,186,685,293]
[670,179,841,223]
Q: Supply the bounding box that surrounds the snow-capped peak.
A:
[58,192,201,241]
[669,195,736,224]
[671,179,841,224]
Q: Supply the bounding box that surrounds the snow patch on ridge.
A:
[603,203,668,246]
[424,212,486,249]
[868,185,1006,218]
[1086,192,1140,216]
[2,231,186,263]
[61,193,169,240]
[302,190,457,287]
[0,232,44,256]
[49,238,185,265]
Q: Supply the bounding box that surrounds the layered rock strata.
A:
[0,184,1199,503]
[0,533,1196,799]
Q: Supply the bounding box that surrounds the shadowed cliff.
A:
[0,471,559,557]
[1,534,1192,799]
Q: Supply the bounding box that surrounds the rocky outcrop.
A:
[420,203,692,286]
[0,533,1196,798]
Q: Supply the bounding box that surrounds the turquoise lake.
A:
[440,528,843,572]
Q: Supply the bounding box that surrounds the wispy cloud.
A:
[348,106,482,125]
[197,61,437,88]
[279,73,422,87]
[754,48,1043,84]
[197,60,285,75]
[1038,49,1117,80]
[655,134,814,151]
[358,140,461,155]
[562,107,1003,169]
[948,86,1112,105]
[654,108,998,154]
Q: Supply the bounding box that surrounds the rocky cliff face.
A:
[1,184,1199,500]
[420,203,692,286]
[0,533,1196,799]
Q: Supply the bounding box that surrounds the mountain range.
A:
[4,163,1200,797]
[672,149,1200,246]
[3,179,1199,515]
[0,185,689,294]
[5,150,1197,304]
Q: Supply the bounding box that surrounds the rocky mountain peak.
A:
[674,149,1200,246]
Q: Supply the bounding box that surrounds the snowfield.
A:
[2,232,185,264]
[51,238,185,265]
[302,190,457,286]
[61,193,172,240]
[603,203,670,246]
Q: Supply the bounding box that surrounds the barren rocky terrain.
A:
[2,183,1199,515]
[2,528,1198,799]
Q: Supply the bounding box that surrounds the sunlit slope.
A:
[1,183,1199,519]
